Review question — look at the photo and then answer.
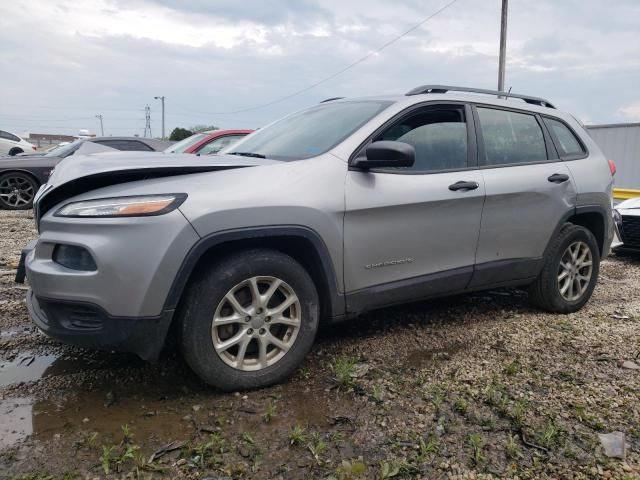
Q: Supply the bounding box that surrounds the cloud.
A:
[617,102,640,121]
[0,0,639,136]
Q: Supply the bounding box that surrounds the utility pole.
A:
[154,96,165,139]
[497,0,508,92]
[143,105,152,138]
[95,114,104,136]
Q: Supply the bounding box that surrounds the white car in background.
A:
[0,130,36,156]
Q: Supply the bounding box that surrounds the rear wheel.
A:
[529,223,600,313]
[178,249,319,391]
[8,148,23,156]
[0,172,38,210]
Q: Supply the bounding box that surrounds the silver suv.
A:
[24,86,614,390]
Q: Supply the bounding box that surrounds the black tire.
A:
[178,248,319,391]
[0,172,38,210]
[8,148,23,156]
[528,223,600,313]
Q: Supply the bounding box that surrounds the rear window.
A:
[477,107,547,166]
[543,117,585,157]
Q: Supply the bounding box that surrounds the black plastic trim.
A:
[468,257,543,288]
[405,85,556,109]
[163,225,345,318]
[27,291,173,361]
[346,266,472,315]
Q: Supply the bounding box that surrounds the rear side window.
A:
[543,117,585,157]
[95,140,154,151]
[374,106,468,172]
[477,107,547,166]
[0,130,20,142]
[198,134,246,155]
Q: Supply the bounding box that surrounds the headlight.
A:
[55,194,187,218]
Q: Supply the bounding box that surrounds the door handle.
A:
[449,181,479,191]
[548,173,570,183]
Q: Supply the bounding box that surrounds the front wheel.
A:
[529,223,600,313]
[178,249,319,391]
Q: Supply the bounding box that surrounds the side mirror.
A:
[352,141,415,169]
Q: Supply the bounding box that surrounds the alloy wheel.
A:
[557,240,593,301]
[211,276,301,371]
[0,175,35,208]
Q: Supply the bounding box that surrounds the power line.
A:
[201,0,460,115]
[2,0,459,123]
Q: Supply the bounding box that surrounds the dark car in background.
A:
[0,137,170,210]
[164,129,252,155]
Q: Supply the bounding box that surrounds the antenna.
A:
[143,105,152,138]
[504,86,512,101]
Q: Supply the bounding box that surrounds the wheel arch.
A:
[0,169,41,185]
[542,206,608,262]
[8,147,24,156]
[163,226,346,323]
[567,206,607,257]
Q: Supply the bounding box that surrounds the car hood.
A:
[35,152,280,222]
[617,197,640,211]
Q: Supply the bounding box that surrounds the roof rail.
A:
[320,97,344,103]
[405,85,556,109]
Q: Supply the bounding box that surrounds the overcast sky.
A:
[1,0,639,137]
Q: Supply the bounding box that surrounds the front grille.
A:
[621,215,640,247]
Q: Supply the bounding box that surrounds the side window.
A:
[373,106,468,172]
[197,135,245,155]
[96,140,153,151]
[543,117,585,158]
[117,140,153,151]
[477,107,547,166]
[0,130,20,142]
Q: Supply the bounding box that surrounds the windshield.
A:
[225,100,392,160]
[44,139,83,158]
[164,133,208,153]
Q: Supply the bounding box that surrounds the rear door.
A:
[344,103,485,312]
[469,105,576,287]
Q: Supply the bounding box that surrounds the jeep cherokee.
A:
[23,85,614,391]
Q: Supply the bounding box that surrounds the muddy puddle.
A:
[404,342,465,368]
[0,351,144,387]
[0,350,344,454]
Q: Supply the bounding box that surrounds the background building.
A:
[587,122,640,196]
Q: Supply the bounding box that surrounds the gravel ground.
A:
[0,209,638,480]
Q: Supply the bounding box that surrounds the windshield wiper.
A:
[228,151,266,159]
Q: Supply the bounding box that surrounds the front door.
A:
[343,103,485,313]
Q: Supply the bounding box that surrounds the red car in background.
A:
[164,129,253,155]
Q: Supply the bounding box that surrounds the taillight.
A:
[608,159,616,176]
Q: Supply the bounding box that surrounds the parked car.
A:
[0,130,36,156]
[0,136,169,209]
[23,85,614,391]
[614,198,640,250]
[164,129,253,155]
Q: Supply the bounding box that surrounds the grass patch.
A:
[505,433,521,459]
[332,357,358,388]
[467,433,486,466]
[288,423,307,446]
